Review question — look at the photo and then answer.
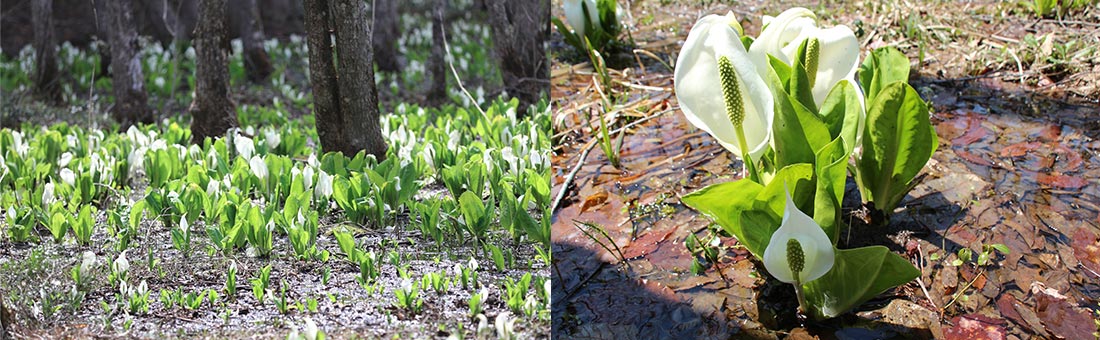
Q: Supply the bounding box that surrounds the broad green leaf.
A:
[754,163,815,217]
[764,56,831,169]
[858,47,910,105]
[458,191,488,238]
[738,208,781,259]
[332,228,354,258]
[802,246,920,320]
[772,90,832,169]
[129,200,146,231]
[857,82,937,216]
[681,179,765,256]
[768,55,792,87]
[814,138,848,243]
[818,81,863,156]
[49,211,68,243]
[789,39,818,113]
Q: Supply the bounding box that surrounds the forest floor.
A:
[0,1,551,339]
[551,0,1100,339]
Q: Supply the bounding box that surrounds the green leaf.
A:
[754,164,815,217]
[818,81,863,156]
[789,39,818,113]
[802,246,920,320]
[768,55,792,87]
[681,180,764,255]
[858,47,910,105]
[856,82,937,216]
[458,191,488,239]
[129,200,146,231]
[334,230,356,260]
[764,56,831,169]
[814,138,848,244]
[49,210,69,243]
[772,90,832,169]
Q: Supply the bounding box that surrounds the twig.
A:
[551,139,596,214]
[915,242,940,308]
[943,268,984,311]
[439,15,487,120]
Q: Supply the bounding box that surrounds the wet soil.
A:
[551,1,1100,339]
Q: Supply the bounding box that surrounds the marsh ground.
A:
[550,0,1099,338]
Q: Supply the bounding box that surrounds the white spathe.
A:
[762,188,835,284]
[749,7,862,109]
[315,170,333,200]
[563,0,600,38]
[249,156,268,181]
[675,11,774,161]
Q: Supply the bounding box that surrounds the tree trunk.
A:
[189,0,238,144]
[304,0,387,160]
[31,0,61,103]
[103,0,154,129]
[303,0,344,154]
[372,0,401,73]
[0,291,9,340]
[486,0,549,112]
[234,0,273,82]
[425,0,447,107]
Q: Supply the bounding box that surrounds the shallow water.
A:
[551,62,1100,340]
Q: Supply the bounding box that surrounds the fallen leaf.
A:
[955,149,995,167]
[580,189,609,212]
[951,118,991,145]
[996,293,1049,338]
[1035,173,1089,189]
[1000,142,1041,157]
[621,226,674,259]
[1031,282,1095,339]
[943,314,1006,340]
[1071,228,1100,275]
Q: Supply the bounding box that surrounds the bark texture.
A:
[303,0,388,160]
[103,0,154,128]
[372,0,401,72]
[233,0,273,82]
[31,0,61,103]
[486,0,550,112]
[0,292,9,340]
[426,0,447,106]
[189,0,239,143]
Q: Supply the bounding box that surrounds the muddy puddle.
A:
[550,2,1100,339]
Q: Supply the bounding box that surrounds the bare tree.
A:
[372,0,401,73]
[31,0,62,103]
[303,0,388,159]
[486,0,549,111]
[189,0,238,143]
[426,0,447,106]
[101,0,154,128]
[233,0,274,82]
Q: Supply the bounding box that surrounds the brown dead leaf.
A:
[1031,282,1095,339]
[620,226,674,259]
[943,314,1006,340]
[996,293,1049,338]
[580,189,609,212]
[1070,228,1100,275]
[1036,173,1089,190]
[1000,141,1041,157]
